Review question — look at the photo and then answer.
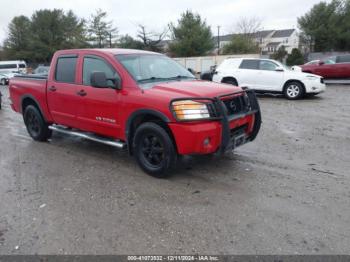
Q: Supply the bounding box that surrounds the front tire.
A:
[133,122,177,178]
[284,81,304,100]
[23,105,52,141]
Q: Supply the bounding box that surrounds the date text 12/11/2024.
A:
[127,255,219,261]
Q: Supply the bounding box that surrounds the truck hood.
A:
[141,80,242,99]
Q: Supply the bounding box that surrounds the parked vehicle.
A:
[9,49,261,177]
[33,65,50,75]
[212,58,326,100]
[299,55,350,79]
[0,72,17,85]
[200,65,216,81]
[0,60,27,74]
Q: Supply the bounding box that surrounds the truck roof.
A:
[55,48,160,56]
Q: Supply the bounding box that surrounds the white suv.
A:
[212,58,326,99]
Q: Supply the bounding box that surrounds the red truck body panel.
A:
[9,48,260,156]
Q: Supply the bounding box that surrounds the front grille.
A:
[230,124,248,137]
[222,95,249,116]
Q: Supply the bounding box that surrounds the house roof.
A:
[253,30,274,38]
[272,29,295,38]
[217,29,295,42]
[217,34,235,42]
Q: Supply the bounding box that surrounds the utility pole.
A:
[217,25,221,55]
[109,32,112,48]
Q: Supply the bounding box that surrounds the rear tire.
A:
[133,122,177,178]
[284,81,305,100]
[23,105,52,141]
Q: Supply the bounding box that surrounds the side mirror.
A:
[318,61,325,66]
[91,71,108,88]
[275,66,284,72]
[113,78,122,90]
[187,68,196,75]
[210,65,217,72]
[91,71,122,90]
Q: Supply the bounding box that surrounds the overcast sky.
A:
[0,0,329,43]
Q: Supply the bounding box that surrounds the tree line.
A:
[298,0,350,52]
[2,9,214,63]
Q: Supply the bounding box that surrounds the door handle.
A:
[77,90,87,97]
[49,86,57,91]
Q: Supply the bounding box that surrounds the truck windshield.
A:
[116,54,195,86]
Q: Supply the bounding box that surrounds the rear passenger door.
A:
[47,55,80,128]
[237,59,260,89]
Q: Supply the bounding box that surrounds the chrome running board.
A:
[49,125,126,149]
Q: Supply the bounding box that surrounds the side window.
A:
[55,56,77,83]
[239,60,259,70]
[0,64,17,69]
[259,61,278,71]
[83,56,120,86]
[328,56,337,64]
[337,55,350,63]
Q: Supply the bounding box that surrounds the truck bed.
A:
[9,74,50,120]
[13,74,48,80]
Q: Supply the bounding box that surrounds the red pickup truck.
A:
[9,49,261,177]
[299,55,350,79]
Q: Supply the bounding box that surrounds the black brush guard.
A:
[170,89,262,154]
[215,89,261,154]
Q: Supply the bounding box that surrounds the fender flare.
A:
[20,94,47,121]
[125,109,171,153]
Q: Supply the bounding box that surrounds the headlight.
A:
[306,75,319,80]
[171,100,211,120]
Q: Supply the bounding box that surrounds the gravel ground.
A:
[0,84,349,255]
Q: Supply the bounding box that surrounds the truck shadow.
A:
[49,132,247,182]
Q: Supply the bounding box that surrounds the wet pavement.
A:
[0,84,349,254]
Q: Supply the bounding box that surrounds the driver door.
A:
[76,55,122,138]
[254,60,284,91]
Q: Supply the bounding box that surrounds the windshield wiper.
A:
[138,77,171,83]
[167,75,195,80]
[138,75,195,83]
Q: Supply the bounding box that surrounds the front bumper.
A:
[169,90,261,155]
[304,78,327,94]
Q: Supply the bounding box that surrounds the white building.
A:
[217,29,300,54]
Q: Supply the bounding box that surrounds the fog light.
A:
[203,138,210,146]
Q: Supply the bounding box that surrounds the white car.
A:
[212,58,326,99]
[0,72,17,85]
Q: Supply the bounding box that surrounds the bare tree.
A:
[235,17,262,38]
[223,17,262,55]
[136,24,168,51]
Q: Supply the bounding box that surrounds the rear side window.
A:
[239,60,259,70]
[55,56,77,83]
[336,55,350,63]
[0,64,17,69]
[19,64,26,68]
